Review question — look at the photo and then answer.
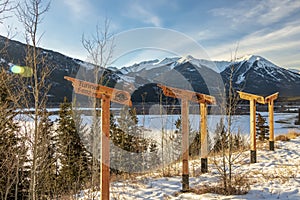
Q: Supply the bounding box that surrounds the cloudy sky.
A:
[1,0,300,69]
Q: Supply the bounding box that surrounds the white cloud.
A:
[62,0,93,20]
[210,0,300,26]
[205,20,300,68]
[197,30,219,41]
[125,3,162,26]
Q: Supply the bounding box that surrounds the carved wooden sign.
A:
[65,76,132,200]
[158,84,216,104]
[64,76,132,106]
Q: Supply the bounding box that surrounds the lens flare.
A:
[10,65,25,74]
[10,65,33,77]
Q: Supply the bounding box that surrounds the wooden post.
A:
[64,76,132,200]
[200,103,208,173]
[249,99,257,163]
[101,95,110,200]
[238,91,265,164]
[157,84,215,191]
[238,91,279,163]
[181,98,189,192]
[265,92,279,151]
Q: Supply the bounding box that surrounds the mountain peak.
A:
[177,55,196,64]
[235,54,279,69]
[236,54,261,62]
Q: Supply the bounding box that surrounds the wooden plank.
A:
[200,103,208,158]
[268,101,274,141]
[181,98,189,192]
[250,99,257,163]
[266,92,278,151]
[238,91,265,104]
[250,99,256,151]
[195,93,216,104]
[101,95,111,200]
[265,92,279,103]
[200,103,208,173]
[64,76,132,106]
[157,84,215,104]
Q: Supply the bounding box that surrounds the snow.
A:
[236,74,246,84]
[75,60,95,70]
[235,55,275,67]
[136,113,299,137]
[118,74,136,83]
[119,59,160,74]
[77,136,300,200]
[14,111,300,199]
[288,68,300,74]
[0,58,6,63]
[176,55,222,72]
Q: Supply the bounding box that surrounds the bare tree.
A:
[210,49,250,195]
[16,0,51,199]
[0,68,28,200]
[0,0,15,23]
[81,19,115,198]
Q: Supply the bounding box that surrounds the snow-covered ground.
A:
[14,111,300,199]
[78,136,300,200]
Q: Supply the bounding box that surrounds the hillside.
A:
[0,36,300,106]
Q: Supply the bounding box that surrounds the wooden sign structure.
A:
[158,84,215,192]
[238,91,278,163]
[64,76,132,200]
[265,92,279,151]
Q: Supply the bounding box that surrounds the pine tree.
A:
[256,113,269,141]
[173,117,200,157]
[56,98,91,196]
[212,118,227,153]
[0,70,28,199]
[110,106,157,173]
[35,109,58,199]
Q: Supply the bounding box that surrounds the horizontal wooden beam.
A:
[157,84,215,104]
[64,76,132,106]
[238,91,265,104]
[265,92,279,103]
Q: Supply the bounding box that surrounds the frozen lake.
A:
[15,111,299,137]
[135,112,299,136]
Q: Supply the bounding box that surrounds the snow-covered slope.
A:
[78,135,300,199]
[221,55,300,96]
[1,31,299,102]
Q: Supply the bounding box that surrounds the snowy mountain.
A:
[221,55,300,97]
[115,54,300,102]
[0,35,299,106]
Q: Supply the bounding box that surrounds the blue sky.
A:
[1,0,300,69]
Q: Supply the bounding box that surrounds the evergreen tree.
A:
[212,118,245,153]
[35,109,58,199]
[0,70,28,199]
[212,118,227,153]
[56,98,91,196]
[256,113,269,141]
[173,117,201,157]
[110,106,158,173]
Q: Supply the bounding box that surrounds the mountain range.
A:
[0,35,299,106]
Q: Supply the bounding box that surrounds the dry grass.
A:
[275,129,300,141]
[177,175,250,196]
[286,129,300,139]
[275,135,290,141]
